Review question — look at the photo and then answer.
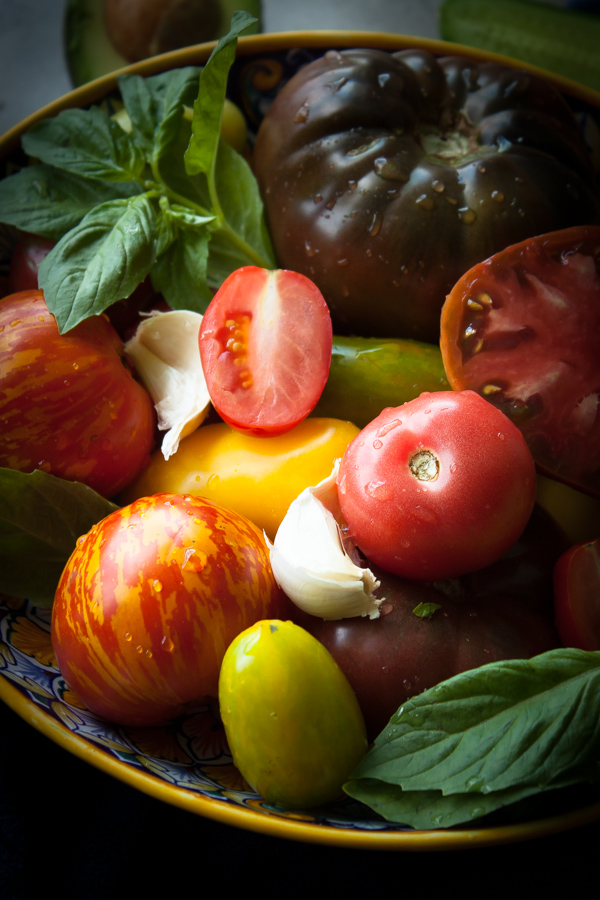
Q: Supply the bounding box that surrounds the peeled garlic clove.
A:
[125,309,211,459]
[268,461,381,620]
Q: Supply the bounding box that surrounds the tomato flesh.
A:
[440,226,600,498]
[553,536,600,651]
[198,266,333,437]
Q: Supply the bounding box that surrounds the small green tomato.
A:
[219,619,368,809]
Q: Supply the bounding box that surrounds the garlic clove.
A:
[124,309,211,459]
[268,460,381,620]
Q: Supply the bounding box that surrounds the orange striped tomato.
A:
[0,290,156,498]
[51,493,287,726]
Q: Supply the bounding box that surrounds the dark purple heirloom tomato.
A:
[254,48,600,341]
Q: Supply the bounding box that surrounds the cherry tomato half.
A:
[440,226,600,498]
[553,536,600,651]
[198,266,333,437]
[336,390,537,582]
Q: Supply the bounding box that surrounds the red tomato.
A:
[0,290,156,498]
[198,266,333,436]
[553,536,600,651]
[51,493,287,726]
[9,233,55,292]
[8,232,164,341]
[336,390,536,581]
[440,226,600,498]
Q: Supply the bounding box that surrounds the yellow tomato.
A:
[219,619,368,809]
[121,417,360,539]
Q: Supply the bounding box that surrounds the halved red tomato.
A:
[553,536,600,651]
[440,226,600,498]
[198,266,333,437]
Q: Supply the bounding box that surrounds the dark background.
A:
[1,699,597,899]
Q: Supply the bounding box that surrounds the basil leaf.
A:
[184,10,257,178]
[0,468,117,607]
[39,194,159,332]
[151,226,213,312]
[345,649,600,828]
[22,106,146,183]
[345,777,546,830]
[119,66,201,163]
[211,139,276,269]
[0,164,142,239]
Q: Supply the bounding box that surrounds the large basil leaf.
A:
[22,106,146,183]
[38,193,159,331]
[345,649,600,829]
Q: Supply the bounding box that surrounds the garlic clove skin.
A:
[268,460,381,620]
[124,309,211,459]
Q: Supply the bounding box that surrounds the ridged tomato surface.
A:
[51,493,287,726]
[0,290,156,497]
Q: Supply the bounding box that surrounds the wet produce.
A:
[440,225,600,499]
[51,493,286,726]
[0,290,155,498]
[2,16,600,832]
[219,619,368,808]
[121,417,359,540]
[337,391,537,582]
[198,266,333,436]
[254,47,600,341]
[293,503,564,740]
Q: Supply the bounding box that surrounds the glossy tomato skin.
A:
[120,418,360,540]
[9,233,55,292]
[219,619,368,808]
[293,504,564,740]
[254,49,600,342]
[198,266,333,437]
[440,225,600,498]
[51,493,288,726]
[337,390,536,581]
[553,536,600,651]
[0,290,156,498]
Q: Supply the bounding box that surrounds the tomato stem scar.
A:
[409,450,440,482]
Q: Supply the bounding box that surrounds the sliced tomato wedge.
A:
[198,266,333,437]
[440,226,600,498]
[553,537,600,651]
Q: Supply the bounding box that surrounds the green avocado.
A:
[314,336,450,429]
[63,0,261,86]
[64,0,129,86]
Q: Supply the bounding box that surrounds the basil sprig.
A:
[345,648,600,829]
[0,11,274,332]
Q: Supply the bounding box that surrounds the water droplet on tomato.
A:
[153,579,163,592]
[377,418,401,437]
[124,632,132,642]
[498,432,505,441]
[372,439,383,449]
[135,645,143,654]
[364,479,391,501]
[161,635,175,652]
[459,207,477,224]
[207,474,220,489]
[294,103,310,123]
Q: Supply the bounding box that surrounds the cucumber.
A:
[314,336,449,429]
[439,0,600,92]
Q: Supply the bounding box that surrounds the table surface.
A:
[1,1,599,893]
